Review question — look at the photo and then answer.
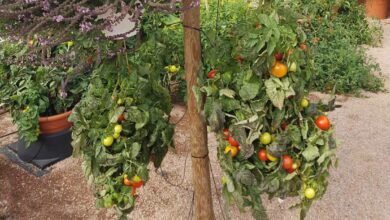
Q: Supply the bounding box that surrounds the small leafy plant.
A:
[0,41,90,145]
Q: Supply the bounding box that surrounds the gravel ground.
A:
[1,21,390,220]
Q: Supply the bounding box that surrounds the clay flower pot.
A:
[365,0,389,19]
[39,110,73,135]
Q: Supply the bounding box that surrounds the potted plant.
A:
[0,41,90,168]
[365,0,389,19]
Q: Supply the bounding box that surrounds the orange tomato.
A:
[271,62,288,78]
[224,145,239,157]
[300,43,308,51]
[123,175,132,186]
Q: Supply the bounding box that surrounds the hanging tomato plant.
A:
[69,61,174,216]
[201,9,338,219]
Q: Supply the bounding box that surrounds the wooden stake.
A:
[183,1,215,219]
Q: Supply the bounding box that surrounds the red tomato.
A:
[228,136,239,147]
[132,180,143,188]
[235,55,245,63]
[274,53,284,61]
[282,155,293,170]
[281,122,288,131]
[258,149,268,161]
[286,168,295,173]
[117,113,125,122]
[315,115,331,131]
[223,128,230,140]
[207,69,218,79]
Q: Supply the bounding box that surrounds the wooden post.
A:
[183,1,215,220]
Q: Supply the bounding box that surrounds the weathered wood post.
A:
[183,0,216,219]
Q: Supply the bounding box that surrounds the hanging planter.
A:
[11,110,74,169]
[39,110,73,135]
[365,0,389,19]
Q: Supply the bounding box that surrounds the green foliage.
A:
[69,60,174,216]
[0,41,89,145]
[293,0,384,94]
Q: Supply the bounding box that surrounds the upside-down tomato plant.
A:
[200,3,338,219]
[69,60,174,216]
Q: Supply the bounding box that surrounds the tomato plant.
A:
[201,3,338,219]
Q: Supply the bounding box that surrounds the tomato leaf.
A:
[302,144,320,161]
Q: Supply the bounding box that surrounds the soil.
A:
[1,21,390,220]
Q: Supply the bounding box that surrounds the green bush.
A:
[296,0,384,94]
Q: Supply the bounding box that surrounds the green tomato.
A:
[114,124,123,134]
[304,188,316,199]
[301,98,309,108]
[289,62,297,72]
[122,196,129,204]
[117,98,124,105]
[169,65,178,73]
[104,196,113,208]
[260,132,272,145]
[222,72,233,84]
[113,132,120,139]
[103,136,114,147]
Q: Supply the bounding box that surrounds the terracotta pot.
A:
[365,0,389,19]
[39,110,73,135]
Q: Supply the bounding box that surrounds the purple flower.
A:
[42,0,50,11]
[53,15,64,22]
[77,6,90,14]
[80,21,93,33]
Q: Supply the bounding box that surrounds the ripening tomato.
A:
[123,175,132,186]
[274,53,284,61]
[271,62,288,78]
[207,69,218,79]
[266,152,278,162]
[255,22,260,29]
[282,155,293,170]
[315,115,331,131]
[258,149,268,161]
[224,145,239,157]
[223,128,230,140]
[132,175,143,188]
[228,136,239,147]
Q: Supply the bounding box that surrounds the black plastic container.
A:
[9,129,72,169]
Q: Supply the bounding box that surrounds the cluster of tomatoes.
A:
[123,175,144,196]
[271,52,298,78]
[101,98,144,200]
[223,128,241,157]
